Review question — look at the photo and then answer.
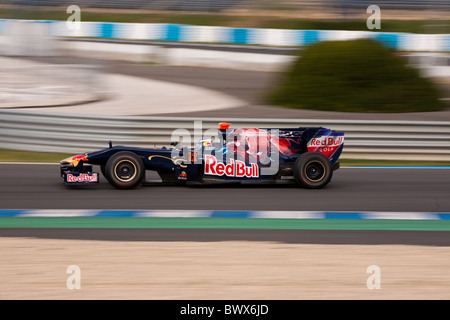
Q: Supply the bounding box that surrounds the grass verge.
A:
[0,217,450,230]
[0,149,72,163]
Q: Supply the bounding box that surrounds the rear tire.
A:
[105,152,145,189]
[293,152,332,189]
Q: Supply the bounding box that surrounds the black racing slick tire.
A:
[100,164,112,184]
[293,152,333,189]
[100,165,108,179]
[105,152,145,189]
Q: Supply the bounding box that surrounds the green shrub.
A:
[268,39,446,113]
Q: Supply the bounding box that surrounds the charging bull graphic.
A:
[224,128,302,163]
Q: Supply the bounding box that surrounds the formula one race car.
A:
[60,123,344,189]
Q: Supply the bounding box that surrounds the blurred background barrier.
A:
[1,109,450,161]
[58,40,295,71]
[0,19,449,51]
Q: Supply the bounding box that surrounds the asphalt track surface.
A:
[1,228,450,246]
[1,164,449,212]
[1,157,450,247]
[1,163,450,245]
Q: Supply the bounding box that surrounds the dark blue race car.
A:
[60,123,344,189]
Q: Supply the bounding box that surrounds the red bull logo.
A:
[309,136,344,147]
[204,155,259,178]
[66,173,98,183]
[178,171,187,180]
[307,135,344,158]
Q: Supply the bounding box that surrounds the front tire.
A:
[293,152,333,189]
[105,152,145,189]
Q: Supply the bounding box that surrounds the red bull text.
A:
[204,155,259,178]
